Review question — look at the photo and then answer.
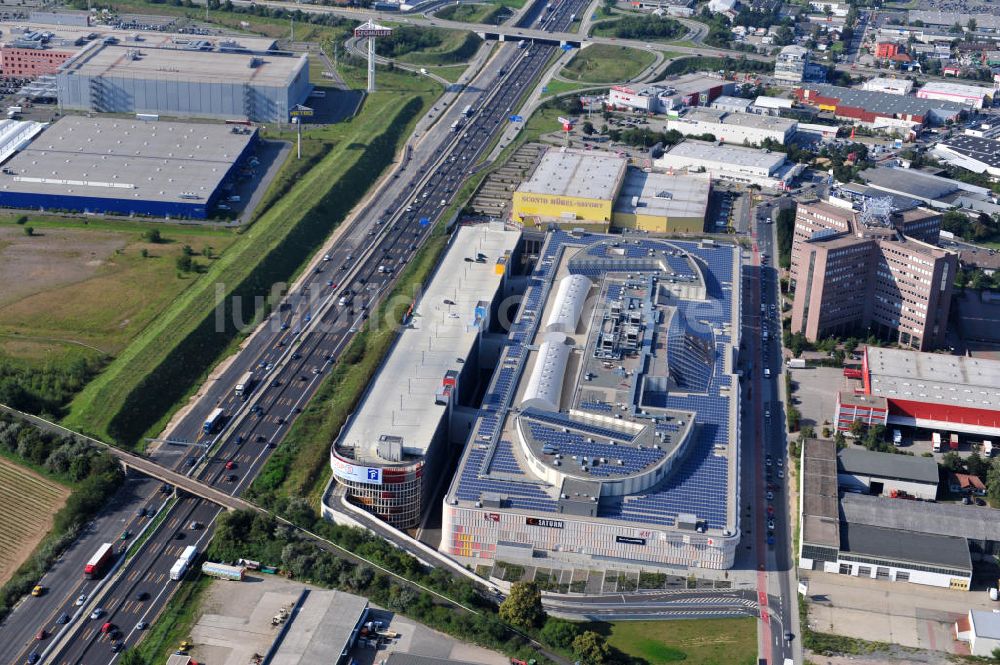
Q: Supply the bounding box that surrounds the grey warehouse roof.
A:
[613,170,711,220]
[860,167,960,201]
[841,492,1000,543]
[866,347,1000,411]
[837,448,940,485]
[0,116,254,204]
[839,521,972,572]
[803,83,970,116]
[61,43,305,87]
[940,135,1000,170]
[663,140,788,170]
[517,148,626,201]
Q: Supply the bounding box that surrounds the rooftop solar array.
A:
[449,232,738,532]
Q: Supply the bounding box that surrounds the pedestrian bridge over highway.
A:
[0,405,258,513]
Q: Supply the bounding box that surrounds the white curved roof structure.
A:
[545,274,591,334]
[520,332,570,412]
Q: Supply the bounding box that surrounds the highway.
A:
[3,1,597,663]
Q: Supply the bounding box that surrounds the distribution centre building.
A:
[441,231,743,570]
[666,108,797,146]
[833,346,1000,438]
[56,42,310,122]
[612,170,711,234]
[0,116,257,218]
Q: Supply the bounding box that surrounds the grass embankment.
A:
[396,31,482,66]
[560,44,656,83]
[64,67,439,447]
[542,79,601,98]
[587,618,758,665]
[435,3,506,24]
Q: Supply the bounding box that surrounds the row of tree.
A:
[0,355,104,418]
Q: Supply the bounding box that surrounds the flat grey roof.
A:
[860,167,959,200]
[841,492,1000,543]
[61,43,304,87]
[840,522,972,572]
[662,140,787,170]
[802,83,970,116]
[866,347,1000,412]
[676,108,796,131]
[801,438,840,550]
[0,116,253,203]
[908,10,1000,30]
[334,224,519,463]
[837,448,939,485]
[517,148,626,202]
[270,588,368,665]
[613,170,710,220]
[711,95,751,109]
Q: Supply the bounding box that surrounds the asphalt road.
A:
[749,200,800,665]
[8,1,595,662]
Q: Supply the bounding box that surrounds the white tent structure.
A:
[544,274,591,334]
[521,332,571,412]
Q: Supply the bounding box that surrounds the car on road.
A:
[767,518,775,530]
[136,621,148,630]
[174,532,186,540]
[57,613,69,625]
[136,590,149,601]
[27,653,39,664]
[35,629,47,641]
[767,534,775,546]
[225,460,236,470]
[31,585,44,596]
[226,474,238,483]
[778,470,784,479]
[112,642,124,653]
[75,594,87,606]
[90,608,104,620]
[784,632,794,643]
[766,491,774,501]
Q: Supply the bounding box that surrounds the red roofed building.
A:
[875,42,900,59]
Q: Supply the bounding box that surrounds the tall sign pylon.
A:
[354,20,393,93]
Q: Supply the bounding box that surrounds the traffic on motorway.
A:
[8,0,596,661]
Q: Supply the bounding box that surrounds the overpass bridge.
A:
[0,405,258,513]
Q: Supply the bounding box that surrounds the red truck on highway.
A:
[84,543,115,579]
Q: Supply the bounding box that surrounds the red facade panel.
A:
[887,398,1000,429]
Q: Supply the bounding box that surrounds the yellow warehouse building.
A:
[511,147,709,234]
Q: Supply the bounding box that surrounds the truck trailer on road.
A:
[234,371,255,398]
[84,543,115,579]
[170,545,198,581]
[203,407,225,434]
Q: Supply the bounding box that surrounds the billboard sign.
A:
[355,20,393,37]
[331,456,382,485]
[525,517,564,529]
[615,535,647,545]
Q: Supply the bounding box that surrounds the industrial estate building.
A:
[917,81,995,110]
[799,438,973,590]
[0,116,257,218]
[654,140,802,189]
[665,108,797,146]
[789,200,955,350]
[605,74,735,114]
[56,43,310,122]
[932,135,1000,178]
[836,448,939,500]
[794,84,970,135]
[323,224,521,528]
[860,77,914,96]
[509,148,710,233]
[957,611,1000,656]
[440,232,742,570]
[833,346,1000,438]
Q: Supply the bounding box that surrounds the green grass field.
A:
[63,64,440,445]
[0,215,237,360]
[587,618,758,665]
[560,44,656,83]
[542,79,602,98]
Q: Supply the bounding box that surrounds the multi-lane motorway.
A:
[4,1,596,663]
